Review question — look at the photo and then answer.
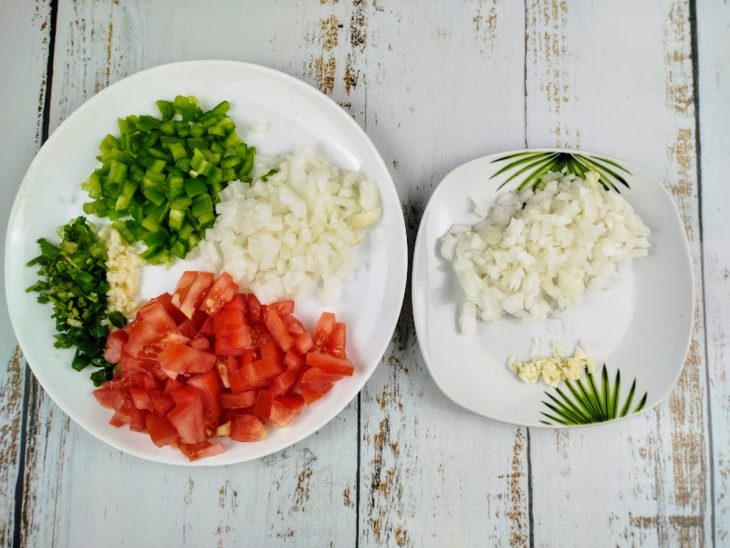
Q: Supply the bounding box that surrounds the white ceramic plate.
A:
[412,149,693,427]
[6,60,407,465]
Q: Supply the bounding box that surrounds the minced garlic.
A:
[507,341,595,386]
[102,227,144,317]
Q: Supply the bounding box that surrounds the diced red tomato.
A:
[214,306,252,356]
[179,440,224,461]
[200,273,239,316]
[199,316,215,336]
[136,301,178,333]
[260,341,283,367]
[93,387,117,409]
[300,381,334,403]
[254,389,274,419]
[95,270,356,461]
[224,293,247,313]
[158,343,216,375]
[270,300,295,316]
[240,356,283,385]
[119,351,148,374]
[151,292,188,325]
[145,414,178,447]
[164,378,183,394]
[282,314,305,336]
[190,337,210,351]
[230,414,266,442]
[301,368,344,384]
[168,398,206,444]
[104,329,128,364]
[305,352,354,376]
[128,386,153,411]
[132,372,159,391]
[314,312,336,348]
[325,322,347,358]
[125,320,163,359]
[220,391,258,409]
[284,350,305,373]
[246,294,263,324]
[179,271,214,318]
[294,332,314,354]
[269,370,297,395]
[264,307,294,351]
[148,390,175,415]
[215,329,252,356]
[187,369,223,427]
[269,393,305,427]
[250,324,272,347]
[171,271,198,308]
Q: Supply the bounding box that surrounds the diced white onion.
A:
[199,146,381,302]
[443,172,651,332]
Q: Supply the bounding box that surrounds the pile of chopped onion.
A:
[197,146,381,303]
[440,172,651,334]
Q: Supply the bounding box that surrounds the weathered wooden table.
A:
[1,1,727,546]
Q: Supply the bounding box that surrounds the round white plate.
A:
[412,149,693,428]
[6,60,407,465]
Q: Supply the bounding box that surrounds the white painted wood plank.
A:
[0,1,51,546]
[697,0,730,543]
[525,1,710,546]
[357,2,532,546]
[20,2,361,546]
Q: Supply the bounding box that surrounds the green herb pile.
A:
[82,95,255,265]
[26,217,126,386]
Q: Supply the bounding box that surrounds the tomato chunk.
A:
[220,391,258,409]
[325,322,347,358]
[128,386,153,411]
[283,350,305,373]
[168,398,206,444]
[187,369,223,427]
[104,329,128,364]
[264,307,294,351]
[158,343,216,375]
[270,394,305,427]
[200,272,238,316]
[230,414,266,442]
[179,440,224,461]
[305,352,354,376]
[240,356,283,385]
[149,390,175,415]
[136,301,178,333]
[270,370,297,395]
[246,294,263,324]
[301,381,334,403]
[254,390,274,419]
[171,271,198,308]
[314,312,336,348]
[270,300,295,316]
[93,387,117,409]
[145,414,178,447]
[301,368,344,384]
[294,332,314,354]
[179,272,215,318]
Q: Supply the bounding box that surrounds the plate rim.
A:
[5,59,408,465]
[411,146,695,429]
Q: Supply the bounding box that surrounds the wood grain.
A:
[0,1,52,546]
[697,0,730,544]
[357,2,531,546]
[525,1,710,546]
[19,2,360,546]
